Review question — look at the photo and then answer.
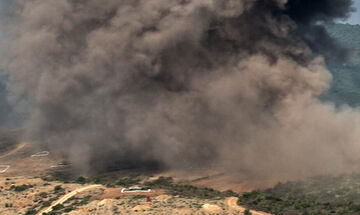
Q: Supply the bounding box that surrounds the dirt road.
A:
[225,197,272,215]
[37,184,102,215]
[0,143,27,160]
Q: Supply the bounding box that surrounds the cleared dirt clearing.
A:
[225,197,272,215]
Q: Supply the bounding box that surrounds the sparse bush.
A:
[39,192,48,198]
[144,177,173,187]
[42,201,51,208]
[73,195,92,206]
[115,178,140,187]
[43,212,60,215]
[11,184,33,192]
[75,176,86,184]
[225,189,238,197]
[92,177,101,184]
[244,209,252,215]
[53,185,64,193]
[132,195,147,199]
[63,206,75,213]
[25,209,37,215]
[143,177,227,199]
[40,197,58,209]
[52,204,64,211]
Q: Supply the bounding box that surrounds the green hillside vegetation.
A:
[322,24,360,106]
[326,24,360,50]
[238,173,360,215]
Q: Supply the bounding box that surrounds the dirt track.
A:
[0,143,26,159]
[225,197,272,215]
[37,184,102,215]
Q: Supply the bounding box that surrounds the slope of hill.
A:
[322,24,360,106]
[238,173,360,215]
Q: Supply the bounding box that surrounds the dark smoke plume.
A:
[1,0,359,178]
[285,0,354,61]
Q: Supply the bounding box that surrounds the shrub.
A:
[63,206,75,213]
[11,184,33,192]
[92,178,101,184]
[75,176,86,184]
[244,209,252,215]
[42,201,51,208]
[75,195,91,206]
[132,195,147,199]
[115,178,139,187]
[43,212,60,215]
[39,192,48,198]
[54,185,64,193]
[25,209,37,215]
[52,204,64,211]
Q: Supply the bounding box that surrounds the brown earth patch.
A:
[155,194,172,201]
[132,204,151,211]
[225,197,273,215]
[202,203,223,214]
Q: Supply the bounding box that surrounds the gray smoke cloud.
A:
[1,0,359,178]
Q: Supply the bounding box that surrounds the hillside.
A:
[238,173,360,215]
[322,24,360,106]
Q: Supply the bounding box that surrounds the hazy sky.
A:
[346,1,360,24]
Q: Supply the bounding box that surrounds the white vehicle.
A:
[121,186,151,193]
[31,151,50,157]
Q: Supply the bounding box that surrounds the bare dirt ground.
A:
[150,170,281,193]
[225,197,272,215]
[0,141,59,177]
[0,142,27,159]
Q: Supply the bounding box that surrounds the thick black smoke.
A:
[1,0,359,178]
[286,0,353,24]
[285,0,354,61]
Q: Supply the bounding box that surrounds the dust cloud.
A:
[0,0,359,178]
